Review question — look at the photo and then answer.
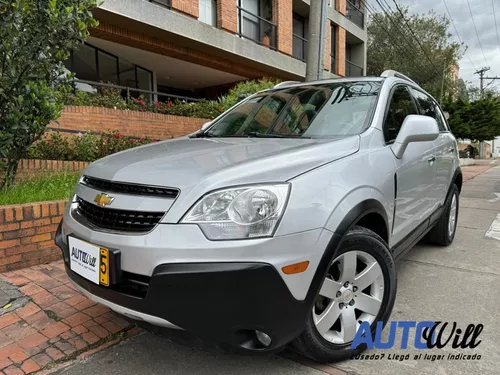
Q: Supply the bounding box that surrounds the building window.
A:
[292,13,308,61]
[237,0,276,49]
[199,0,217,26]
[149,0,171,8]
[330,23,337,74]
[65,43,153,100]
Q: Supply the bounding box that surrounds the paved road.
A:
[56,166,500,375]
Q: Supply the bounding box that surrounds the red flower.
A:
[69,95,74,101]
[152,140,158,143]
[140,137,145,141]
[139,100,145,106]
[154,101,160,107]
[167,101,173,108]
[130,139,135,143]
[114,133,121,139]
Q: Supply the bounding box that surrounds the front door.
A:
[383,85,438,246]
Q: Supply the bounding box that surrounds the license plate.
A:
[68,236,110,286]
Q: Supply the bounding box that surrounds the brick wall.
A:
[336,0,347,15]
[217,0,237,33]
[336,27,346,76]
[171,0,199,18]
[15,160,89,181]
[273,0,293,56]
[52,106,208,140]
[0,201,65,272]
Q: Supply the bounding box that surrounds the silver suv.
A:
[55,70,461,363]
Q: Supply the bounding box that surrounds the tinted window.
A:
[206,81,381,138]
[384,86,418,143]
[411,89,447,131]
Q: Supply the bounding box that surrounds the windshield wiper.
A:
[190,131,216,138]
[246,132,311,139]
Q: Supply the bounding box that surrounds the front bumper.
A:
[55,221,340,352]
[65,262,310,351]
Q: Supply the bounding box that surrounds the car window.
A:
[410,89,447,132]
[204,81,381,138]
[383,85,418,143]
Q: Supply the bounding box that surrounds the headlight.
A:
[181,184,290,240]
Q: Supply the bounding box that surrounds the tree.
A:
[444,96,500,142]
[367,7,461,100]
[0,0,99,188]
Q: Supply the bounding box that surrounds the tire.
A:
[292,226,397,363]
[426,184,459,246]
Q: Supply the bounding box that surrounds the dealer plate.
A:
[68,236,109,286]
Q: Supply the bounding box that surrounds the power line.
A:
[466,0,489,65]
[442,0,477,72]
[362,0,437,81]
[389,0,441,76]
[493,0,500,55]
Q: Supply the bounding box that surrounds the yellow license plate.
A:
[99,248,110,287]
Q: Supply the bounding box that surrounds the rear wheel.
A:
[292,226,397,363]
[426,184,459,246]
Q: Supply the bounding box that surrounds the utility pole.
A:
[305,0,328,81]
[475,66,490,98]
[474,67,490,159]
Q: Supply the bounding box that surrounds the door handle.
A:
[428,156,436,163]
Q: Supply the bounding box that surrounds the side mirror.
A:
[391,115,439,159]
[200,122,211,132]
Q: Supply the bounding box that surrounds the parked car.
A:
[55,70,461,362]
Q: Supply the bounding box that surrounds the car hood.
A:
[83,135,359,214]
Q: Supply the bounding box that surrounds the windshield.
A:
[200,81,381,138]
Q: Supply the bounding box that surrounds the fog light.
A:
[255,330,272,347]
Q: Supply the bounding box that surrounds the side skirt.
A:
[391,206,443,261]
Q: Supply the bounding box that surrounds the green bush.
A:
[60,78,280,119]
[27,131,157,162]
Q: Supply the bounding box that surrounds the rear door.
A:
[384,85,438,246]
[410,89,455,207]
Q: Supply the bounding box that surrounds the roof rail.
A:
[272,81,301,89]
[380,70,418,85]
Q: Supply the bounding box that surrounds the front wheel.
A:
[292,226,397,363]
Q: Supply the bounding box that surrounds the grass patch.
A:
[0,172,80,205]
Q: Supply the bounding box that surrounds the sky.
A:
[367,0,500,90]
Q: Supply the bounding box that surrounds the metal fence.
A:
[346,0,364,29]
[71,79,203,104]
[237,6,277,50]
[345,60,364,77]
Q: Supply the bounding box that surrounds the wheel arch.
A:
[304,199,390,302]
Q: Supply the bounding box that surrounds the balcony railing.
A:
[346,0,364,29]
[292,34,308,61]
[70,79,202,104]
[149,0,171,9]
[237,6,277,49]
[345,59,364,77]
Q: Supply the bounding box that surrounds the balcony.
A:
[345,59,363,77]
[346,0,364,29]
[149,0,171,8]
[237,6,277,49]
[292,34,308,61]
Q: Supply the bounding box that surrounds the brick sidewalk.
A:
[462,164,496,182]
[0,261,136,374]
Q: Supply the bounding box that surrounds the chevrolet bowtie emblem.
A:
[94,193,114,207]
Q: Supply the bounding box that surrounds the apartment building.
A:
[67,0,367,100]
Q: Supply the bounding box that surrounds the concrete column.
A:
[324,21,331,72]
[273,0,293,55]
[171,0,199,18]
[217,0,237,33]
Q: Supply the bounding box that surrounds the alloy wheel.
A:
[448,194,457,238]
[313,250,385,344]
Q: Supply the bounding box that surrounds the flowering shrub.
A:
[61,78,280,120]
[28,131,157,162]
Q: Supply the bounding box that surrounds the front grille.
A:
[75,198,165,232]
[82,176,179,199]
